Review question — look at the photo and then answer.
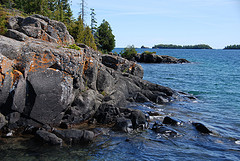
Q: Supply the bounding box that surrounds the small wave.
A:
[235,140,240,145]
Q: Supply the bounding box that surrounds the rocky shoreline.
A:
[134,53,190,64]
[0,14,210,146]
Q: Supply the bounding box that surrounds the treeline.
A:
[0,0,115,52]
[153,44,212,49]
[224,45,240,50]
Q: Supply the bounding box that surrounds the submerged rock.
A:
[53,129,95,144]
[192,122,212,134]
[113,117,132,133]
[152,122,179,137]
[162,116,182,126]
[36,129,63,146]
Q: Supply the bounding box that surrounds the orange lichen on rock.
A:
[28,52,56,73]
[0,56,14,74]
[83,56,95,74]
[12,70,23,84]
[129,63,136,71]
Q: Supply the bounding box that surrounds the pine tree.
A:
[90,8,97,35]
[95,19,115,52]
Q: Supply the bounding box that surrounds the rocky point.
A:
[0,14,199,145]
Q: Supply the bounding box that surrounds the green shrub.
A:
[66,44,81,50]
[0,6,8,35]
[142,51,156,55]
[120,45,137,60]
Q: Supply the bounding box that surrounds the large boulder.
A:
[27,69,74,125]
[6,14,75,45]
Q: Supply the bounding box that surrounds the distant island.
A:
[152,44,212,49]
[224,45,240,50]
[141,45,150,49]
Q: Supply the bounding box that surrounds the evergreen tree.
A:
[69,15,85,44]
[84,26,97,50]
[90,8,97,35]
[95,19,115,52]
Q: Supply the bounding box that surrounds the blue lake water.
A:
[1,49,240,160]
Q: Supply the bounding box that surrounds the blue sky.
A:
[71,0,240,49]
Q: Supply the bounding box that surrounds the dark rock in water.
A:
[113,117,132,133]
[156,95,170,104]
[192,122,212,134]
[53,129,95,145]
[131,53,190,64]
[152,122,179,137]
[36,129,63,146]
[177,58,190,63]
[162,116,182,126]
[0,113,7,129]
[130,110,146,130]
[147,111,162,116]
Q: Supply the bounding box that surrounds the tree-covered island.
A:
[153,44,212,49]
[224,45,240,50]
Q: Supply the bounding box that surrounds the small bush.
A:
[66,44,81,50]
[142,51,156,55]
[120,45,137,60]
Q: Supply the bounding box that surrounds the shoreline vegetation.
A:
[152,44,212,49]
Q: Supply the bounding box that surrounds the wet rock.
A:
[152,122,179,137]
[130,110,146,129]
[113,117,132,133]
[192,122,212,134]
[53,129,95,144]
[147,111,162,116]
[156,95,170,104]
[36,129,63,146]
[162,116,182,126]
